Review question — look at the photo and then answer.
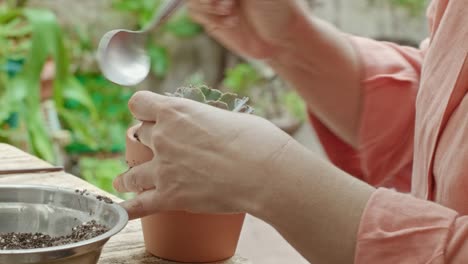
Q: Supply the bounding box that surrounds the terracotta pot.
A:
[126,125,245,263]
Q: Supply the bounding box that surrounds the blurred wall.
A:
[312,0,429,44]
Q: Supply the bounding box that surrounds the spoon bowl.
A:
[97,30,150,86]
[97,0,184,86]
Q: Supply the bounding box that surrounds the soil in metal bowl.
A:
[0,220,109,250]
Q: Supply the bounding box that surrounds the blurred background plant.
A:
[0,0,98,165]
[368,0,427,16]
[1,0,427,196]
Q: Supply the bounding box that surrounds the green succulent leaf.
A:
[218,93,237,110]
[167,85,253,113]
[200,85,222,101]
[174,87,206,103]
[206,100,228,110]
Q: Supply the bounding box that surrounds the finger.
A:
[128,91,169,122]
[113,160,157,193]
[188,0,235,16]
[188,4,239,30]
[134,121,154,150]
[120,189,162,220]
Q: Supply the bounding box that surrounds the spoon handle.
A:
[143,0,185,32]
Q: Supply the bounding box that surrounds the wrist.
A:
[266,9,315,65]
[245,138,304,221]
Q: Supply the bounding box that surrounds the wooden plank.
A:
[0,173,251,264]
[0,143,55,173]
[0,144,251,264]
[0,144,309,264]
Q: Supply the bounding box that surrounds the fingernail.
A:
[120,200,142,220]
[113,176,123,192]
[113,170,129,192]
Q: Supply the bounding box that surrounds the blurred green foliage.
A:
[0,3,97,163]
[368,0,427,16]
[65,74,133,154]
[223,63,306,122]
[223,63,260,97]
[79,156,129,198]
[283,91,307,122]
[0,0,203,194]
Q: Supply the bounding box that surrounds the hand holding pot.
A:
[114,91,293,220]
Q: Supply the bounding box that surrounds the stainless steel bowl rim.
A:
[0,184,128,255]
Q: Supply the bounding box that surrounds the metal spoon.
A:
[97,0,184,86]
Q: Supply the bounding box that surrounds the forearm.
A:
[268,14,362,146]
[251,140,374,264]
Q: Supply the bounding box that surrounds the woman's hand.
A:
[188,0,363,146]
[114,91,374,264]
[187,0,309,59]
[113,91,293,220]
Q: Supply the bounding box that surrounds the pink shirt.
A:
[310,0,468,262]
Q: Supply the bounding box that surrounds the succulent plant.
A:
[166,85,254,114]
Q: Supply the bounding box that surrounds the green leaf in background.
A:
[184,72,205,87]
[59,108,98,150]
[367,0,426,16]
[283,91,307,122]
[79,157,129,198]
[112,0,161,29]
[148,44,169,78]
[223,63,260,96]
[28,113,55,162]
[9,9,59,162]
[164,15,203,38]
[0,7,20,24]
[66,74,133,154]
[0,8,98,163]
[62,77,98,120]
[112,0,142,12]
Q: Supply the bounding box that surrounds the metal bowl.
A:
[0,185,128,264]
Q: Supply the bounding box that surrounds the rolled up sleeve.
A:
[310,36,425,192]
[355,188,468,263]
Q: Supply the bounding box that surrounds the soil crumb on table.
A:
[0,220,109,250]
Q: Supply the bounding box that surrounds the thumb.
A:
[120,189,162,220]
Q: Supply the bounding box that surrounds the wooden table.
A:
[0,143,251,264]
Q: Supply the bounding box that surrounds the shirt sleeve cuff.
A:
[355,188,458,263]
